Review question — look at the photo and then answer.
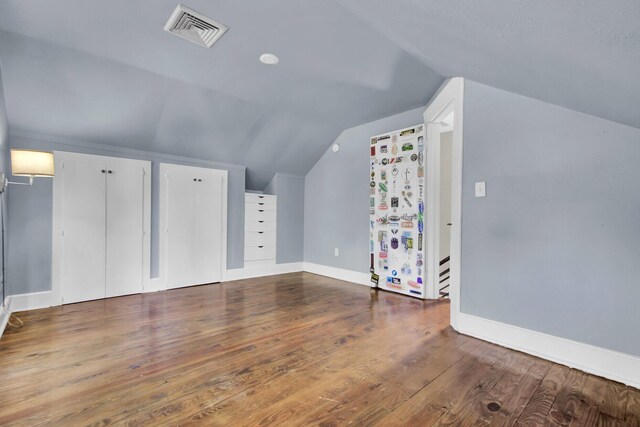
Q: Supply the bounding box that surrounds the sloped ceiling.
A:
[0,0,638,189]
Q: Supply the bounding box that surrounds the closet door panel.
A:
[62,159,107,304]
[195,172,223,284]
[165,168,197,288]
[105,160,145,298]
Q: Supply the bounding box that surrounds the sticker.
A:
[370,197,375,208]
[392,166,399,176]
[378,203,388,210]
[402,143,414,151]
[380,145,388,153]
[391,144,398,155]
[417,277,423,284]
[394,156,403,163]
[376,215,389,225]
[400,128,415,136]
[411,154,418,162]
[370,171,375,179]
[403,197,413,208]
[392,277,401,284]
[401,221,413,228]
[391,269,398,276]
[381,158,389,166]
[418,200,424,214]
[418,148,424,165]
[391,197,399,208]
[370,181,375,188]
[371,137,377,145]
[390,237,399,249]
[388,215,400,222]
[371,273,379,285]
[401,263,412,275]
[408,281,420,289]
[417,166,424,178]
[410,290,423,295]
[381,170,387,180]
[402,168,413,181]
[401,213,416,221]
[418,233,423,251]
[379,252,388,259]
[370,146,376,156]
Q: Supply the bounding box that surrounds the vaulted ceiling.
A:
[0,0,638,189]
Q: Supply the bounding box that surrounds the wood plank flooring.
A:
[0,272,637,426]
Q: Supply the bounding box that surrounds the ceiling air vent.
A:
[164,4,228,48]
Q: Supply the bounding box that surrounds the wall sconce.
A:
[0,149,55,193]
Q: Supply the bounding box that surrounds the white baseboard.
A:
[302,262,371,287]
[8,291,53,312]
[224,262,304,281]
[144,278,164,293]
[457,312,640,389]
[0,297,10,339]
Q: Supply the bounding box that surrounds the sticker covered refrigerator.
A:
[369,124,427,298]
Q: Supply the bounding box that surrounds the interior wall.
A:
[264,173,305,264]
[462,80,640,357]
[0,66,9,304]
[6,132,246,295]
[304,106,425,271]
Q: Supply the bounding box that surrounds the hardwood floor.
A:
[0,272,638,426]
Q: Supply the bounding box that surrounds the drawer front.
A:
[245,245,276,261]
[245,220,277,232]
[246,201,277,212]
[245,231,276,247]
[245,209,277,221]
[245,194,277,205]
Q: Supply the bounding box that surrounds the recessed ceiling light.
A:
[259,53,279,65]
[331,143,340,153]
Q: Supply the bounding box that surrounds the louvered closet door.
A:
[194,171,223,284]
[61,157,107,304]
[105,159,146,298]
[165,167,198,289]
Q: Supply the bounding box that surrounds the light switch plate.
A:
[475,181,486,198]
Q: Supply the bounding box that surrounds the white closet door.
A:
[194,172,223,284]
[105,159,146,298]
[62,158,107,304]
[165,166,198,289]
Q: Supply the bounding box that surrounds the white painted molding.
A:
[224,262,303,281]
[8,291,53,312]
[0,297,10,339]
[302,262,371,287]
[457,312,640,389]
[144,278,164,293]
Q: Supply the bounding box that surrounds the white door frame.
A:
[424,78,464,329]
[52,151,151,305]
[159,163,228,290]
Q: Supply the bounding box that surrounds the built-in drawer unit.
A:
[244,193,277,266]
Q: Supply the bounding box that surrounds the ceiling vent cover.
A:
[164,4,228,48]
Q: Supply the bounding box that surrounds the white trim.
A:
[7,291,53,312]
[458,312,640,388]
[0,297,10,339]
[144,278,164,293]
[302,262,371,287]
[224,262,303,281]
[424,77,464,327]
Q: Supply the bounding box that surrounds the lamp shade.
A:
[11,149,55,177]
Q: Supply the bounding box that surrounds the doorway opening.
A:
[424,78,464,328]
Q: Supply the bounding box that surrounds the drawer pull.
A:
[258,196,264,198]
[258,209,264,212]
[258,231,264,234]
[258,202,264,205]
[258,245,264,248]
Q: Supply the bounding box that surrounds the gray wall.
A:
[0,66,9,304]
[461,80,640,357]
[6,132,247,294]
[304,106,425,270]
[264,173,305,264]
